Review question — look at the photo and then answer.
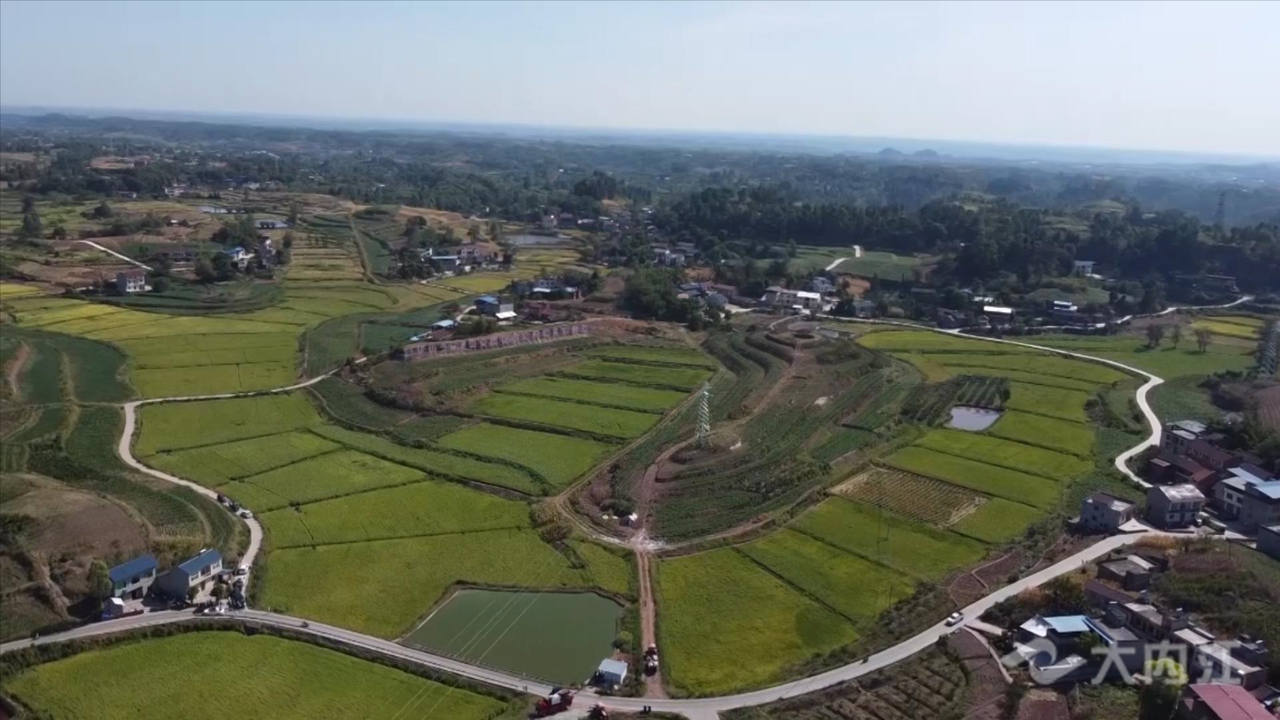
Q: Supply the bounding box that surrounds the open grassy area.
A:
[792,497,987,581]
[562,358,712,390]
[402,589,624,685]
[497,376,688,412]
[883,445,1061,509]
[307,423,543,494]
[146,431,339,486]
[436,423,614,488]
[470,393,659,439]
[1005,381,1089,422]
[1033,333,1254,378]
[656,548,859,696]
[987,410,1095,457]
[220,449,425,511]
[262,529,629,638]
[260,478,529,546]
[913,428,1090,481]
[135,393,319,456]
[831,249,932,282]
[738,529,917,626]
[2,632,505,720]
[583,343,716,368]
[950,499,1044,544]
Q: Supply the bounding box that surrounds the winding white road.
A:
[6,296,1253,718]
[116,372,335,572]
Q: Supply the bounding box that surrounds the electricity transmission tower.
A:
[695,383,711,448]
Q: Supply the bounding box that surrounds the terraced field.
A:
[2,632,506,720]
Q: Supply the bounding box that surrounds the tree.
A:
[193,257,216,283]
[287,201,301,226]
[151,276,171,293]
[1145,323,1166,348]
[91,200,113,219]
[1194,327,1212,353]
[20,210,42,238]
[211,582,229,601]
[1139,658,1186,720]
[87,560,113,601]
[210,252,235,280]
[1169,323,1182,348]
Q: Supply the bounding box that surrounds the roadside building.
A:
[1072,260,1096,277]
[1097,555,1156,591]
[115,270,150,294]
[1258,524,1280,560]
[1080,492,1135,533]
[1192,642,1267,690]
[1179,683,1273,720]
[108,554,157,599]
[155,548,222,600]
[1146,484,1205,529]
[1214,466,1280,532]
[762,286,824,312]
[475,295,501,315]
[595,658,628,687]
[1083,578,1135,609]
[1161,420,1209,455]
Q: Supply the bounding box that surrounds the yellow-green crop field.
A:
[132,392,632,639]
[2,632,505,720]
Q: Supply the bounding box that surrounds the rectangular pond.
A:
[401,588,623,684]
[946,405,1002,431]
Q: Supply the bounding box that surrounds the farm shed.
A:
[595,658,628,686]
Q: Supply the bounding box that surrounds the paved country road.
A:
[4,298,1248,718]
[116,371,335,573]
[77,239,152,271]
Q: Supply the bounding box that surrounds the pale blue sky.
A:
[2,1,1277,156]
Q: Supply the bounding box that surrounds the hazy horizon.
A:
[3,0,1278,158]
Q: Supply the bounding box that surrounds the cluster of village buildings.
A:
[101,548,242,617]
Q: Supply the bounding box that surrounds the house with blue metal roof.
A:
[108,554,157,599]
[156,548,223,599]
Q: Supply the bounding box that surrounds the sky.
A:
[2,0,1278,158]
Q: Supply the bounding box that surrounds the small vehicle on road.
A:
[534,688,574,716]
[944,611,964,627]
[234,565,248,576]
[238,509,253,519]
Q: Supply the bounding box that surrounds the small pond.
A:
[402,589,622,684]
[947,405,1002,431]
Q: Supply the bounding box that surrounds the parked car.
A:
[238,510,253,519]
[945,611,964,627]
[234,565,248,576]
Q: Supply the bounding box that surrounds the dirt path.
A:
[4,341,30,401]
[634,548,668,699]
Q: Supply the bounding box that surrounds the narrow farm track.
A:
[6,296,1250,719]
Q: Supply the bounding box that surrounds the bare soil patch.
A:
[3,479,148,560]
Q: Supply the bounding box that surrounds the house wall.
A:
[402,322,592,361]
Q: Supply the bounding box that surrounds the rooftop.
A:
[597,658,628,676]
[1152,484,1205,502]
[1185,683,1273,720]
[176,548,221,576]
[1087,492,1134,512]
[1171,419,1208,435]
[108,554,157,583]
